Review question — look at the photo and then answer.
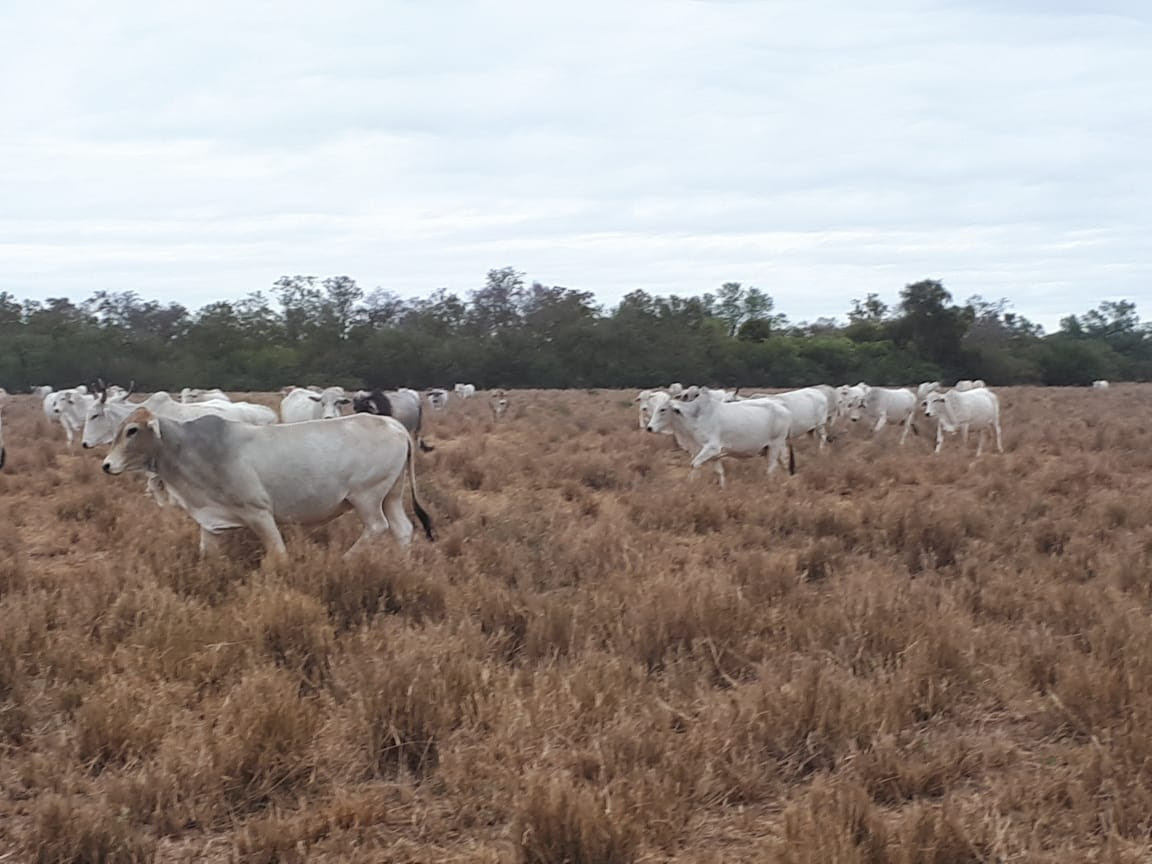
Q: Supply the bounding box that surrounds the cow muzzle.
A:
[101,462,117,475]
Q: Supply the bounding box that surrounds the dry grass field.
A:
[3,386,1152,862]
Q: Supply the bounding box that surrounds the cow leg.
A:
[199,528,226,558]
[934,423,944,454]
[247,511,288,559]
[381,482,415,548]
[872,413,886,437]
[898,415,912,446]
[975,428,985,457]
[994,420,1004,453]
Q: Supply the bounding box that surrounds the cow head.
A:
[102,409,161,475]
[644,392,675,434]
[846,392,868,423]
[923,391,946,418]
[353,389,393,417]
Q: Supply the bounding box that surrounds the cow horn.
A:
[124,380,135,399]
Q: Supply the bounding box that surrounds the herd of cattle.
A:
[636,379,1007,487]
[0,381,503,558]
[0,377,1115,557]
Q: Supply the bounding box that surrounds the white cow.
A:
[101,409,435,558]
[923,388,1003,456]
[849,387,918,445]
[427,388,449,411]
[646,387,794,487]
[953,379,985,392]
[916,381,942,400]
[48,388,97,447]
[81,391,277,449]
[454,383,476,399]
[32,385,53,399]
[490,395,509,420]
[280,386,350,423]
[180,387,232,404]
[667,383,684,397]
[1092,380,1110,390]
[771,387,831,446]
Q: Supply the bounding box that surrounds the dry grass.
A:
[1,386,1152,860]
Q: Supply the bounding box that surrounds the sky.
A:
[1,0,1149,332]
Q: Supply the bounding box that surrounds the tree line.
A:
[1,268,1148,392]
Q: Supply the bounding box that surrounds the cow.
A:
[916,381,942,400]
[667,382,684,397]
[427,388,449,411]
[953,379,985,392]
[490,395,509,420]
[646,387,794,487]
[454,383,476,399]
[635,389,662,428]
[923,388,1003,456]
[47,388,97,447]
[352,388,433,452]
[82,390,277,449]
[848,386,918,444]
[100,409,434,558]
[1092,380,1110,390]
[770,387,831,447]
[180,387,232,404]
[280,386,350,423]
[32,385,53,399]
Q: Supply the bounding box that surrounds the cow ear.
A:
[671,403,682,414]
[148,418,162,439]
[337,398,351,405]
[308,395,322,402]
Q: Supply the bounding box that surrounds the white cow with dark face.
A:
[848,387,919,445]
[280,386,350,423]
[646,388,795,487]
[101,409,434,558]
[353,389,433,452]
[923,388,1003,456]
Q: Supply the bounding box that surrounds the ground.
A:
[1,386,1151,862]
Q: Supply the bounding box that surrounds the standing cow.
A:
[353,388,433,452]
[101,410,434,558]
[848,387,919,445]
[280,386,350,423]
[923,388,1003,456]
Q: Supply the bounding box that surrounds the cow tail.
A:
[788,443,796,476]
[419,438,435,453]
[406,434,436,541]
[0,446,5,471]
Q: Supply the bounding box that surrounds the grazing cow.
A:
[849,387,918,444]
[646,387,794,487]
[180,387,232,404]
[280,386,350,423]
[352,388,433,452]
[82,390,277,449]
[454,383,476,399]
[101,410,434,558]
[427,388,449,411]
[923,388,1003,456]
[953,379,985,392]
[1092,380,1110,390]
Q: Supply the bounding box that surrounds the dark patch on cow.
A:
[353,389,393,417]
[788,443,796,476]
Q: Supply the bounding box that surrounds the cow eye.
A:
[126,427,138,437]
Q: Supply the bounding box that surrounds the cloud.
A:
[1,0,1149,332]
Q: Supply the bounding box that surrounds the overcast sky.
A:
[1,0,1149,331]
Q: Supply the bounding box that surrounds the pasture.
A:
[2,386,1152,862]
